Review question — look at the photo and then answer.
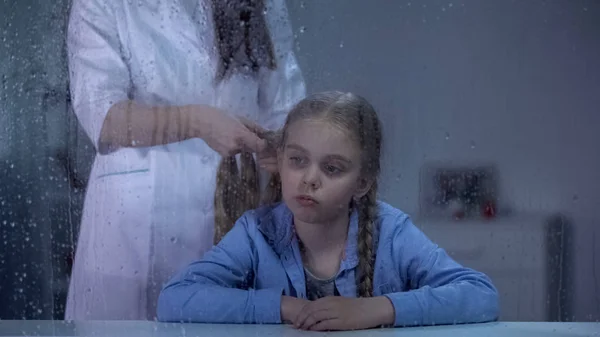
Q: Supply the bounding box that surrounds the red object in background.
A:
[482,200,496,219]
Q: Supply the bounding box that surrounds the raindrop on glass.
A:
[470,141,476,149]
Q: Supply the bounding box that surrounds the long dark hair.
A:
[211,0,279,244]
[211,0,277,82]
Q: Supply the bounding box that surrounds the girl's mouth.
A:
[295,195,318,207]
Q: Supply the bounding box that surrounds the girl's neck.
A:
[294,211,350,256]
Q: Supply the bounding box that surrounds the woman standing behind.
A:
[65,0,305,320]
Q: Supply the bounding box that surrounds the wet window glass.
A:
[0,0,598,332]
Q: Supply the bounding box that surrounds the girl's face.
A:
[278,119,371,225]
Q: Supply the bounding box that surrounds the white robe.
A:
[65,0,305,320]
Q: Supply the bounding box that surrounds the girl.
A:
[157,91,499,330]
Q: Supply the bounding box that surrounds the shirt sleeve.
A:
[67,0,130,152]
[258,0,307,131]
[383,215,500,327]
[156,214,283,324]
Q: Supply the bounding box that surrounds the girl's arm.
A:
[156,214,283,324]
[383,215,500,327]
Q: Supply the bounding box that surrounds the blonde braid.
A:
[357,183,378,297]
[261,173,282,205]
[240,151,260,210]
[213,156,241,244]
[260,130,283,205]
[214,152,268,244]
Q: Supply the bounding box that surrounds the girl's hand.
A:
[281,296,310,324]
[293,296,395,331]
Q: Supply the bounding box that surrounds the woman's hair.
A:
[213,91,383,298]
[211,0,277,82]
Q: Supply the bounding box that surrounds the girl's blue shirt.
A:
[157,201,499,327]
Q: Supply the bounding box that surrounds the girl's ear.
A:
[354,177,373,199]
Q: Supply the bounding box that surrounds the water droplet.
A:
[299,26,306,33]
[395,174,402,182]
[170,237,178,243]
[300,1,305,9]
[572,194,579,202]
[445,132,450,140]
[470,141,476,149]
[339,41,344,48]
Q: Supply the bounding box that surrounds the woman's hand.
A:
[185,105,267,157]
[293,296,395,331]
[238,118,279,173]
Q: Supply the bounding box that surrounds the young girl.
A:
[156,91,499,330]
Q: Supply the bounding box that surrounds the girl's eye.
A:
[289,156,305,165]
[324,164,341,174]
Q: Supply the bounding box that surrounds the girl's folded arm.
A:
[156,215,283,324]
[382,215,500,327]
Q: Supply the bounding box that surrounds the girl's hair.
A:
[213,91,383,298]
[211,0,277,82]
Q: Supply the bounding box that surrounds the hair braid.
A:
[214,156,241,244]
[356,183,378,297]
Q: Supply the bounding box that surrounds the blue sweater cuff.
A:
[384,291,425,327]
[253,288,283,324]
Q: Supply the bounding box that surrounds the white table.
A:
[0,321,598,337]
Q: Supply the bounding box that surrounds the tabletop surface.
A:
[0,321,597,337]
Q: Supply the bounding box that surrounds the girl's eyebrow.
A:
[286,143,353,165]
[286,143,307,152]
